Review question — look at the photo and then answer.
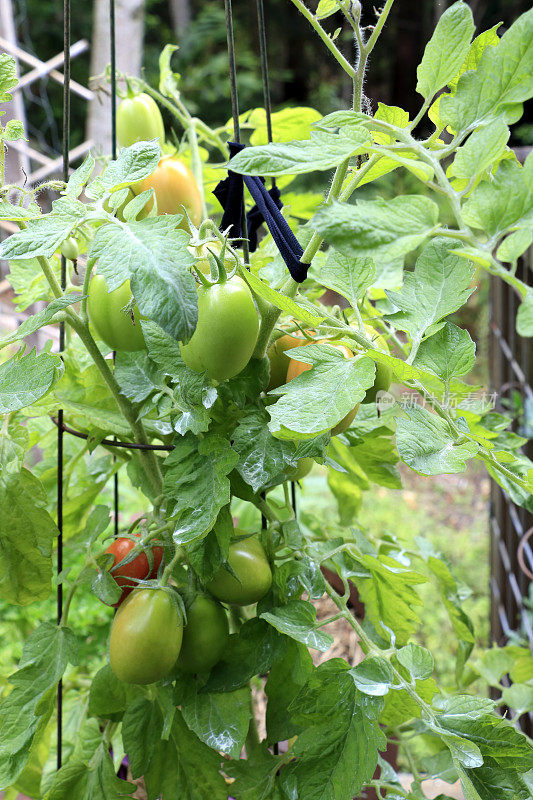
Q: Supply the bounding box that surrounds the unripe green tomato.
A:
[60,237,79,260]
[362,323,392,403]
[180,276,259,381]
[88,273,146,352]
[116,92,165,148]
[109,588,183,684]
[177,595,229,674]
[207,535,272,605]
[286,457,314,481]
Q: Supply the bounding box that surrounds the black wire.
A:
[57,0,71,772]
[223,0,249,264]
[291,480,297,517]
[110,0,119,537]
[255,0,275,189]
[110,0,117,161]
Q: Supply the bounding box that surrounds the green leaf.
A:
[461,158,533,236]
[397,404,479,476]
[0,349,63,413]
[122,696,161,778]
[87,141,161,197]
[414,322,476,382]
[265,639,314,743]
[321,252,375,307]
[434,695,495,722]
[232,406,295,491]
[43,743,134,799]
[269,346,375,439]
[89,217,197,343]
[180,685,251,758]
[313,196,439,262]
[501,684,533,717]
[0,197,86,260]
[0,468,57,604]
[0,53,18,101]
[0,294,82,349]
[206,619,284,694]
[0,201,40,222]
[64,154,96,198]
[4,119,26,141]
[249,106,323,145]
[187,505,233,582]
[163,432,238,545]
[497,229,533,264]
[416,1,475,99]
[261,599,334,652]
[285,660,385,799]
[0,623,78,786]
[440,9,533,132]
[397,643,434,680]
[386,238,475,354]
[225,745,283,800]
[125,698,228,800]
[228,129,370,176]
[114,350,165,404]
[142,320,217,434]
[88,666,127,718]
[350,657,394,696]
[355,553,426,645]
[241,269,324,325]
[516,291,533,337]
[450,119,510,181]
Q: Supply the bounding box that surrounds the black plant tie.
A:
[213,142,310,283]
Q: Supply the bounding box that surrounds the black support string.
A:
[57,0,71,771]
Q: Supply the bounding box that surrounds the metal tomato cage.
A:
[489,254,533,737]
[54,0,292,769]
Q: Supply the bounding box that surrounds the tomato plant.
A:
[207,535,272,605]
[109,588,183,684]
[1,5,533,799]
[180,274,259,380]
[116,91,165,149]
[104,533,163,606]
[177,594,229,673]
[88,273,146,351]
[132,155,203,229]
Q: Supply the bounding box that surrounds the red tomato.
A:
[105,533,163,607]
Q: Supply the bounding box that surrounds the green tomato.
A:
[116,92,165,149]
[207,535,272,605]
[286,457,314,481]
[362,323,392,403]
[109,588,183,684]
[88,273,146,352]
[60,237,79,260]
[177,595,229,674]
[180,276,259,381]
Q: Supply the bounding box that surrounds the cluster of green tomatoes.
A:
[61,91,393,685]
